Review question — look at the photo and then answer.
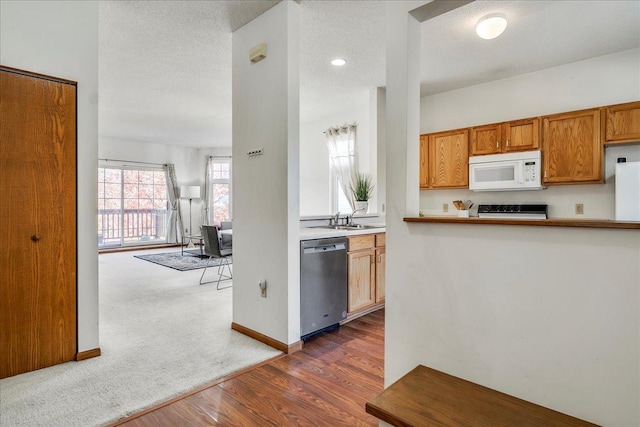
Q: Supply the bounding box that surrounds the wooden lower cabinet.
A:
[375,247,386,303]
[347,233,385,314]
[347,249,376,312]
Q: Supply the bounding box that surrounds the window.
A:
[206,158,232,225]
[334,175,352,214]
[98,166,168,248]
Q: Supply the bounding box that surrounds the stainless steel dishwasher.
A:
[300,237,348,340]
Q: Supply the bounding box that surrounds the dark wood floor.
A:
[115,309,384,426]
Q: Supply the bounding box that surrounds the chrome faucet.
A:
[348,207,366,226]
[332,211,340,226]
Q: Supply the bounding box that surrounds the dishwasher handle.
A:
[303,243,346,254]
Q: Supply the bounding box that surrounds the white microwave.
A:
[469,150,545,191]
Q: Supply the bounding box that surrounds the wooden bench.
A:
[366,365,599,427]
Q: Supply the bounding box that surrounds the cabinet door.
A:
[470,123,501,155]
[504,118,539,152]
[348,250,375,313]
[375,247,386,303]
[605,101,640,144]
[542,109,602,184]
[419,135,429,188]
[429,129,469,188]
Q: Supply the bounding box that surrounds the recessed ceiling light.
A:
[476,14,507,40]
[331,58,347,66]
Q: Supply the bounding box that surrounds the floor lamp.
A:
[180,185,201,247]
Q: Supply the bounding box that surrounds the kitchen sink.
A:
[311,224,384,230]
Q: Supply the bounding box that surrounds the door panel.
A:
[375,247,386,303]
[470,123,501,155]
[0,68,77,378]
[505,118,539,152]
[348,250,375,313]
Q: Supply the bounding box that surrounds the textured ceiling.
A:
[99,0,640,148]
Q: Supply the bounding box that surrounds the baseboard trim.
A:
[231,322,302,354]
[99,244,181,254]
[342,302,385,324]
[76,348,101,361]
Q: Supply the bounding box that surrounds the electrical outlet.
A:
[185,227,188,233]
[443,203,448,213]
[575,203,584,215]
[259,280,267,298]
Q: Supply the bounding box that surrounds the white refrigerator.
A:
[615,161,640,221]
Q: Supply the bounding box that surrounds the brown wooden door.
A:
[470,123,501,155]
[0,67,77,378]
[542,108,602,184]
[429,129,469,188]
[504,118,540,152]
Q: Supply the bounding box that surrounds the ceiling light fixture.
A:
[331,58,347,66]
[476,14,507,40]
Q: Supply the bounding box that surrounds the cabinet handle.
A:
[496,141,499,149]
[431,177,434,185]
[506,139,510,147]
[31,234,40,242]
[371,255,375,265]
[544,170,547,178]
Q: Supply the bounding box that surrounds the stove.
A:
[477,204,548,219]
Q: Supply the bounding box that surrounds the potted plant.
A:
[350,172,374,214]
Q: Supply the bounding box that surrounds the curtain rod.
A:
[323,123,357,134]
[99,158,166,167]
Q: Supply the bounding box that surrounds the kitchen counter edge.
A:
[300,227,386,241]
[404,216,640,230]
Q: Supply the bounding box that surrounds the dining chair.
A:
[220,221,232,250]
[199,225,232,289]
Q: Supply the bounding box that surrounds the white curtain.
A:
[163,164,184,244]
[326,123,358,212]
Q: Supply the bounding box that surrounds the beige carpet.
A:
[0,248,281,426]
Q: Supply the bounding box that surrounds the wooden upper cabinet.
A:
[605,101,640,144]
[428,129,469,188]
[470,118,540,156]
[504,118,540,152]
[542,108,603,184]
[419,135,429,189]
[470,123,501,155]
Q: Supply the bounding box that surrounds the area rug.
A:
[134,251,232,271]
[0,249,280,427]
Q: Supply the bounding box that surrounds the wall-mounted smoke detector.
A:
[476,14,507,40]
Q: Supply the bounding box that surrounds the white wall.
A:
[1,0,100,353]
[374,87,387,216]
[232,1,301,345]
[386,8,640,426]
[419,48,640,219]
[299,91,373,216]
